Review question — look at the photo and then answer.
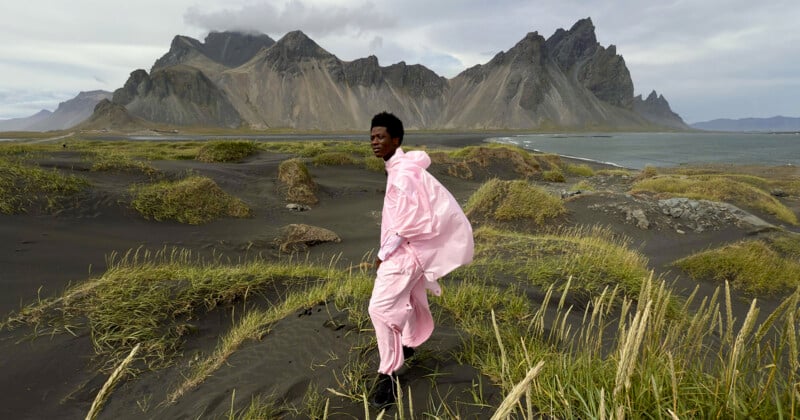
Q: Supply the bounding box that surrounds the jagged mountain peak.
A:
[545,17,599,70]
[153,31,275,71]
[639,90,669,106]
[646,90,662,101]
[271,30,334,59]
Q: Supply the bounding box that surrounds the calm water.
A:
[488,132,800,169]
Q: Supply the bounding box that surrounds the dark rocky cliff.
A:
[546,18,634,108]
[112,66,242,127]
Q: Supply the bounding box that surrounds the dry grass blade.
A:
[490,361,545,420]
[86,343,141,420]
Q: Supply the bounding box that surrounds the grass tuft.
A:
[130,176,250,224]
[312,152,358,166]
[465,179,566,224]
[89,152,158,175]
[565,163,595,177]
[542,169,566,183]
[196,141,258,163]
[0,156,88,214]
[674,238,800,295]
[277,158,318,204]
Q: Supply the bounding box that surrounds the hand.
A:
[374,258,382,269]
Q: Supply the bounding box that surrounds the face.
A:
[370,126,400,161]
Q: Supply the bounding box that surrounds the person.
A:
[367,112,474,408]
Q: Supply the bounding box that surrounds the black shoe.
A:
[369,373,396,409]
[402,345,415,362]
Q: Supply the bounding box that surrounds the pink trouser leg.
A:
[368,253,434,374]
[402,276,434,348]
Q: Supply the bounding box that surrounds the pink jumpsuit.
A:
[369,148,474,374]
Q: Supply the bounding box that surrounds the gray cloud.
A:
[184,0,395,38]
[1,0,798,122]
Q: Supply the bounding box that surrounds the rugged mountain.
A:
[113,66,242,127]
[545,18,633,108]
[98,18,685,131]
[443,19,648,130]
[633,90,689,130]
[217,31,447,129]
[77,99,152,131]
[0,90,111,131]
[691,116,800,132]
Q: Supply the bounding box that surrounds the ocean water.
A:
[488,132,800,169]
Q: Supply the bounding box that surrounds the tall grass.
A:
[441,270,800,418]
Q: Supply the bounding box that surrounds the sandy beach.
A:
[1,133,798,419]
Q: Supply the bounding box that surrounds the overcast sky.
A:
[1,0,798,123]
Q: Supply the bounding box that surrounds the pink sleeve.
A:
[378,233,405,261]
[384,175,434,240]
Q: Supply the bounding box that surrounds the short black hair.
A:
[371,112,404,144]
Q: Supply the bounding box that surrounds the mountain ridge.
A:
[691,116,800,132]
[0,90,111,131]
[3,18,690,132]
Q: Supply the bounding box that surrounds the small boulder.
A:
[286,203,311,212]
[275,223,341,252]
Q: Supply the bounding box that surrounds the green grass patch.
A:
[465,226,654,302]
[631,175,798,225]
[542,169,566,182]
[90,152,158,175]
[0,156,88,214]
[444,144,543,179]
[260,141,369,158]
[196,141,258,163]
[674,238,800,295]
[363,156,385,172]
[564,163,595,177]
[69,140,204,161]
[465,179,566,224]
[596,168,634,177]
[130,176,250,224]
[637,165,658,179]
[7,248,358,371]
[312,152,358,166]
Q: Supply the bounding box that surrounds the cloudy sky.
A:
[1,0,798,123]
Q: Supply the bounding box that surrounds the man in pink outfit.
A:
[367,112,474,408]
